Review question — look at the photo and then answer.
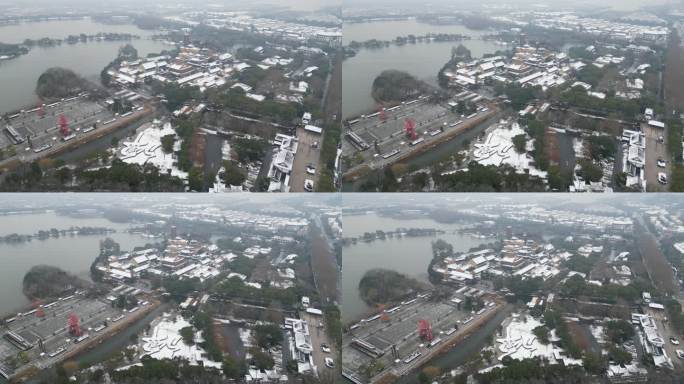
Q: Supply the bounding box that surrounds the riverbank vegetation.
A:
[347,33,470,52]
[0,42,29,59]
[23,32,139,48]
[345,228,445,245]
[371,70,432,103]
[36,67,99,99]
[358,268,426,306]
[0,226,114,243]
[474,357,588,383]
[22,265,87,300]
[353,161,548,192]
[0,159,186,192]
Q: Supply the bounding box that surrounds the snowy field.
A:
[472,122,548,179]
[497,313,582,366]
[118,121,188,180]
[140,313,222,369]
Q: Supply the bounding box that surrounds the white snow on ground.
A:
[591,324,606,344]
[472,122,547,178]
[497,313,582,366]
[118,121,188,180]
[140,313,222,369]
[221,141,232,161]
[573,137,584,159]
[239,328,254,348]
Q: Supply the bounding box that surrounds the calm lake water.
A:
[0,211,150,315]
[341,212,488,322]
[342,19,503,118]
[0,18,172,114]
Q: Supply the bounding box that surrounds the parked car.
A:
[304,179,314,192]
[658,172,668,184]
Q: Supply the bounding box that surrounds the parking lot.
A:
[343,294,500,382]
[1,94,152,167]
[0,292,136,377]
[343,98,496,172]
[290,126,322,192]
[4,96,113,147]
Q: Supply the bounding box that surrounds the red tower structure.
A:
[58,114,70,136]
[404,118,417,140]
[378,106,387,122]
[32,299,45,317]
[418,319,433,341]
[68,313,81,336]
[38,105,45,118]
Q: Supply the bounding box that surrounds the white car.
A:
[658,172,668,184]
[324,357,334,368]
[677,349,684,359]
[671,337,680,345]
[304,179,314,192]
[657,158,666,168]
[306,164,316,175]
[321,343,331,353]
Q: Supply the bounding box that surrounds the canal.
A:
[395,304,514,384]
[341,111,503,191]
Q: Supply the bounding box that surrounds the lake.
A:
[0,211,151,315]
[342,19,503,118]
[0,18,172,114]
[341,212,488,322]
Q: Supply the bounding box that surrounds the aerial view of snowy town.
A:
[341,193,684,383]
[0,194,341,383]
[0,0,341,192]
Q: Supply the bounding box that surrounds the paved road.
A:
[301,311,337,382]
[290,126,321,192]
[643,122,670,191]
[647,307,682,369]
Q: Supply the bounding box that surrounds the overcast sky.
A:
[0,0,341,12]
[342,0,679,12]
[0,0,672,14]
